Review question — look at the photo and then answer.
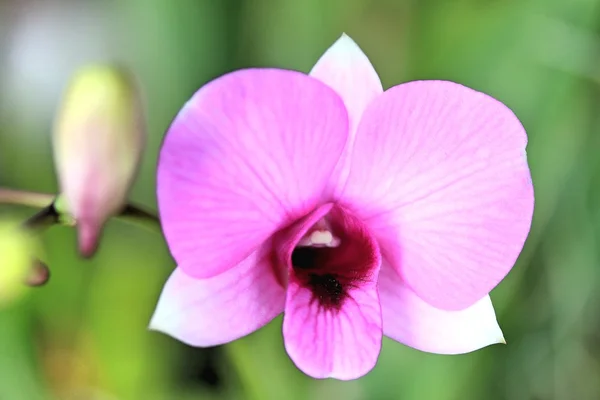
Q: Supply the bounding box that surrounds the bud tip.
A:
[77,219,100,258]
[25,261,50,287]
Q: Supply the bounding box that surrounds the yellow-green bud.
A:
[53,66,145,257]
[0,219,36,305]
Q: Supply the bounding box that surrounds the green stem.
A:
[118,204,162,234]
[22,204,60,231]
[0,188,55,209]
[0,187,161,233]
[225,341,268,400]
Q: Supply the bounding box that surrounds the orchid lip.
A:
[291,245,348,310]
[284,206,379,312]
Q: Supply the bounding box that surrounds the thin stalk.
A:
[0,187,161,233]
[225,341,269,400]
[22,204,60,231]
[0,188,55,209]
[118,204,161,234]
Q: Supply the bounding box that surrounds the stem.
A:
[225,341,268,400]
[118,204,161,234]
[0,187,161,234]
[22,204,60,230]
[0,188,55,209]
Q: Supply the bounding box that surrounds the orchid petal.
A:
[310,33,383,198]
[157,69,349,278]
[379,262,505,354]
[341,80,534,310]
[277,204,383,380]
[283,280,382,380]
[149,250,285,347]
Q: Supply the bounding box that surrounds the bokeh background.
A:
[0,0,598,399]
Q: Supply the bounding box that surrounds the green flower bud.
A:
[0,219,36,305]
[53,66,146,257]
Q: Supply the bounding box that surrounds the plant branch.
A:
[22,204,60,230]
[1,187,161,234]
[118,204,161,234]
[0,188,55,209]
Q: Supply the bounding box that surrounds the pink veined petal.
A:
[283,282,382,380]
[309,33,383,198]
[157,68,349,279]
[149,248,285,347]
[340,80,534,310]
[277,204,383,380]
[379,262,505,354]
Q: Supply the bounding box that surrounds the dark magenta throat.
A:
[292,246,346,309]
[289,207,379,312]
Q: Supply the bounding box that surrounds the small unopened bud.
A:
[53,66,146,257]
[0,220,36,304]
[26,260,50,287]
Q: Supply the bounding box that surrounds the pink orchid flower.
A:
[150,33,534,380]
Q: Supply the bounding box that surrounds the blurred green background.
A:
[0,0,599,399]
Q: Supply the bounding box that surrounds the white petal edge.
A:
[379,263,505,354]
[310,33,383,197]
[149,250,285,347]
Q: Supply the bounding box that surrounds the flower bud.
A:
[26,260,50,287]
[53,66,146,257]
[0,219,36,305]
